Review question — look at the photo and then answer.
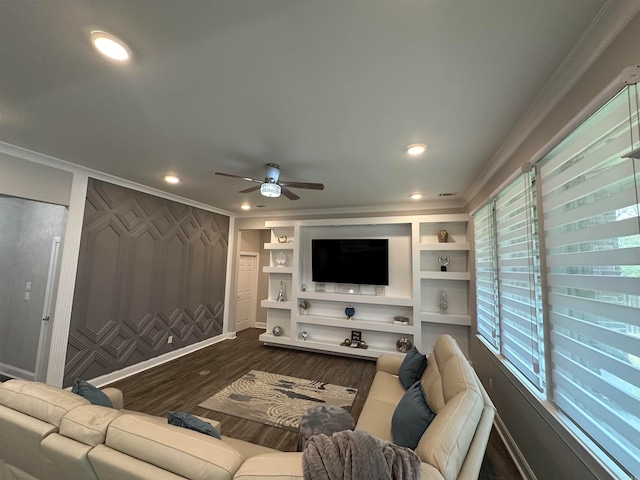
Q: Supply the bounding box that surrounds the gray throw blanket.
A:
[302,430,421,480]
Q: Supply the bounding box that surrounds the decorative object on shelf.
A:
[439,290,448,313]
[337,284,360,295]
[272,326,283,337]
[438,255,450,272]
[274,250,287,267]
[299,299,311,315]
[345,305,355,320]
[340,338,352,346]
[396,337,413,353]
[301,284,306,292]
[393,315,409,325]
[277,281,286,302]
[316,283,325,293]
[301,331,309,341]
[278,235,288,243]
[375,285,385,296]
[438,229,449,243]
[351,330,362,343]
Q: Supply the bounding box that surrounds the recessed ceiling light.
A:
[90,31,131,62]
[164,175,180,184]
[406,144,427,156]
[241,204,251,210]
[410,193,423,200]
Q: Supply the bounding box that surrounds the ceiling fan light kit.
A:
[260,183,281,198]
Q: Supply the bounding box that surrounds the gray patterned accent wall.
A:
[64,179,229,386]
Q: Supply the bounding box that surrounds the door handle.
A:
[43,316,50,322]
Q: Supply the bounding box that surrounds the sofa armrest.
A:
[101,388,123,410]
[376,355,403,375]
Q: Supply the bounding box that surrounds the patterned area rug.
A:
[198,370,358,431]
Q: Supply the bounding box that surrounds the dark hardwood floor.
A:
[106,328,522,479]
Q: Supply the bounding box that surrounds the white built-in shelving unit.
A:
[258,214,470,358]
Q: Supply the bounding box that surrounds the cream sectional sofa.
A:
[0,335,494,480]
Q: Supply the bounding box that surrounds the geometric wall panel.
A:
[64,178,229,386]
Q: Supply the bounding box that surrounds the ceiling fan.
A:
[215,163,324,200]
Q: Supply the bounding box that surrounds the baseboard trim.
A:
[88,332,237,388]
[494,413,537,480]
[0,363,35,381]
[255,322,267,329]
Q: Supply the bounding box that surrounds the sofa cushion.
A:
[398,347,427,389]
[60,404,121,446]
[364,370,406,404]
[168,411,221,439]
[0,379,89,427]
[355,398,396,442]
[391,381,436,449]
[105,413,243,480]
[233,452,304,480]
[72,379,113,408]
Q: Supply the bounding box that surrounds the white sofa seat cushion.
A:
[233,452,304,480]
[0,379,88,427]
[366,370,406,404]
[104,413,244,480]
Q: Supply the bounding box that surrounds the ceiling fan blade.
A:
[239,185,261,194]
[278,181,324,190]
[280,186,300,201]
[215,172,263,183]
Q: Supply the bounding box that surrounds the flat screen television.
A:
[311,239,389,286]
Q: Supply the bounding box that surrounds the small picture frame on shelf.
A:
[315,283,325,293]
[351,330,362,343]
[375,285,385,296]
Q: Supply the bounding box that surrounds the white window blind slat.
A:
[543,160,632,211]
[547,273,640,296]
[543,186,637,230]
[541,131,631,196]
[544,216,638,248]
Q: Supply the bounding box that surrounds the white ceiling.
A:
[0,0,619,214]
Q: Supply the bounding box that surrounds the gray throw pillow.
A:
[398,346,427,389]
[71,379,113,408]
[167,411,221,439]
[391,380,436,449]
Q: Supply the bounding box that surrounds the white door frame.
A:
[235,252,259,332]
[35,236,61,382]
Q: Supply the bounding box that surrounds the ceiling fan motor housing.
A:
[265,163,280,183]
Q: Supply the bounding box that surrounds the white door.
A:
[34,236,61,382]
[235,254,257,332]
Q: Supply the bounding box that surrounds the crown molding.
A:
[0,141,234,217]
[462,0,640,208]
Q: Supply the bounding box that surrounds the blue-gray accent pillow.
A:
[398,346,428,389]
[167,412,221,439]
[71,379,113,408]
[391,380,436,449]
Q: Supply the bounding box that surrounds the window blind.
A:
[539,86,640,477]
[495,171,544,389]
[474,202,499,348]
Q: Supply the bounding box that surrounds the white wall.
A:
[0,152,72,206]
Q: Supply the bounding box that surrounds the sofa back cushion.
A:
[0,379,89,427]
[103,413,244,480]
[416,335,485,480]
[60,404,122,446]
